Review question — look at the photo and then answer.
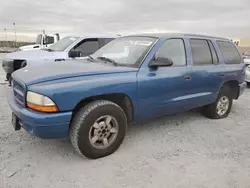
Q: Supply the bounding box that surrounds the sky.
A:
[0,0,250,42]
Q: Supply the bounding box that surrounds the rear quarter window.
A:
[216,41,242,64]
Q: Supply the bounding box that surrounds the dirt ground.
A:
[1,53,250,188]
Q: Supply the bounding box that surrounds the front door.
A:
[137,38,193,121]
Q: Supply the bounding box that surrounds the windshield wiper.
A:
[97,56,118,66]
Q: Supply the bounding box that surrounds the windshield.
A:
[91,36,157,66]
[47,36,80,51]
[36,34,42,44]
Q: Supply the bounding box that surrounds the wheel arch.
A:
[72,93,134,123]
[220,80,239,99]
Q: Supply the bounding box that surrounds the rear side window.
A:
[208,41,219,64]
[217,41,242,64]
[190,39,213,65]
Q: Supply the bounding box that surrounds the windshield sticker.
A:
[136,41,153,46]
[127,40,153,46]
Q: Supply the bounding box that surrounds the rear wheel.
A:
[202,86,233,119]
[70,100,127,159]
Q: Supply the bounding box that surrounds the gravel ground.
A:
[1,52,250,188]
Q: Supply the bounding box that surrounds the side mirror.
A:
[149,57,173,68]
[69,50,81,58]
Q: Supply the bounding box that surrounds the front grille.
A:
[13,79,26,107]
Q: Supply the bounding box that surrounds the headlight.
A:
[26,91,58,112]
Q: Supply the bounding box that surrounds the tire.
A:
[5,73,10,81]
[8,74,12,86]
[202,86,233,119]
[70,100,127,159]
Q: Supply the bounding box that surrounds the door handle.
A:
[220,73,225,77]
[55,59,65,62]
[184,75,192,80]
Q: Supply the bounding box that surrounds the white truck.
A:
[19,33,60,51]
[2,35,115,85]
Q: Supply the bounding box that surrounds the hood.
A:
[5,49,66,61]
[12,59,138,85]
[19,44,41,51]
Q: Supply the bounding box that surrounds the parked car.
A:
[242,52,250,83]
[2,36,115,84]
[18,33,60,51]
[245,64,250,84]
[242,51,250,65]
[8,33,246,159]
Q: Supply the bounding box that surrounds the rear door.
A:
[188,38,224,106]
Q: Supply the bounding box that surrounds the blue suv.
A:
[8,33,247,159]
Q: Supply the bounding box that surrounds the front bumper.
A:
[2,59,14,74]
[8,91,72,139]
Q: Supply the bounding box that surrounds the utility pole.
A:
[4,28,7,41]
[13,22,17,48]
[4,28,7,47]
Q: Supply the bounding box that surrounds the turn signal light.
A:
[27,102,58,113]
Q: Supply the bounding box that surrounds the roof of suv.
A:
[62,36,116,40]
[128,33,229,41]
[79,36,116,39]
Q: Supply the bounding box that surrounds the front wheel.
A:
[8,74,12,86]
[70,100,127,159]
[202,86,233,119]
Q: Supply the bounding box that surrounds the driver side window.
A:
[155,38,186,66]
[73,39,99,57]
